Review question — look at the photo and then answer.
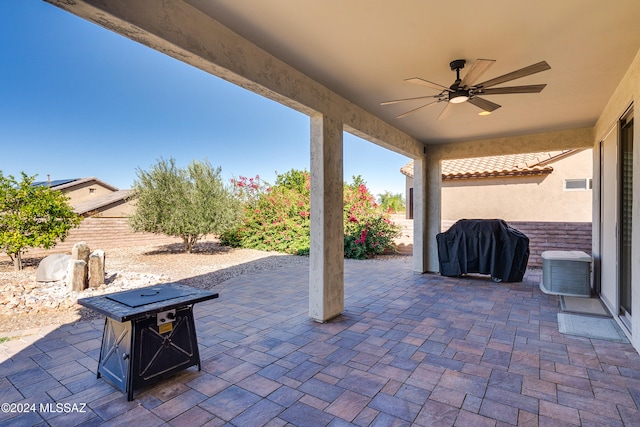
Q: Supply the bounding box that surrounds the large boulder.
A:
[36,254,71,282]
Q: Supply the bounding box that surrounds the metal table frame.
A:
[79,283,218,401]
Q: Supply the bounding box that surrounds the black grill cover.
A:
[436,219,529,282]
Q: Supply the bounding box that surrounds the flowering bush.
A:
[343,176,401,259]
[221,170,400,259]
[221,170,310,255]
[230,175,269,206]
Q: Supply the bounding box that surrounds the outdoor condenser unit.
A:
[540,250,592,297]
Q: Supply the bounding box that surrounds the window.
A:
[89,188,96,194]
[563,178,592,191]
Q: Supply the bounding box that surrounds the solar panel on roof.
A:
[31,179,78,188]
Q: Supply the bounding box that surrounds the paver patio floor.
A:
[1,257,640,426]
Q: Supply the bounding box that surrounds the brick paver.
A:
[1,258,640,426]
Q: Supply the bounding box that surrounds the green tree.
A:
[377,191,405,213]
[275,169,310,193]
[0,172,82,271]
[129,158,241,253]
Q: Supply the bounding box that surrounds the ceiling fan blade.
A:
[437,102,455,121]
[468,96,501,112]
[405,77,453,92]
[380,95,439,106]
[396,100,441,119]
[479,84,547,95]
[460,59,496,88]
[475,61,551,89]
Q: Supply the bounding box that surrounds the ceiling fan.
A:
[381,59,551,120]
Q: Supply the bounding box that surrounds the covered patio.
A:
[40,1,640,353]
[2,260,639,426]
[7,1,640,424]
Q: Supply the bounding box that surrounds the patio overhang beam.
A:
[43,0,424,160]
[430,127,594,161]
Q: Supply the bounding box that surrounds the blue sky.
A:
[0,1,409,198]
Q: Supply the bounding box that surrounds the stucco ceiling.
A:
[185,0,640,144]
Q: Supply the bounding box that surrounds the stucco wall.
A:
[405,149,593,222]
[88,201,136,218]
[593,47,640,350]
[64,182,115,204]
[442,150,593,222]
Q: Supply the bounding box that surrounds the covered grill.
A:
[436,219,529,282]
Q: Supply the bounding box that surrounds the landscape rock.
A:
[0,239,317,333]
[67,260,88,292]
[36,254,71,282]
[71,242,90,264]
[89,250,105,288]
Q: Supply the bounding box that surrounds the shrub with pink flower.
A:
[231,175,268,206]
[221,169,311,254]
[221,170,399,259]
[343,176,400,259]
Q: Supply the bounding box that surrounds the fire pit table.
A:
[78,283,218,401]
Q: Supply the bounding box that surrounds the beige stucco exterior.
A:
[84,200,135,218]
[406,149,593,222]
[62,180,117,205]
[54,179,133,218]
[592,48,640,350]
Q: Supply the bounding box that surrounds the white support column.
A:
[309,114,344,322]
[413,153,441,273]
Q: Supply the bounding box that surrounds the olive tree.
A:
[0,172,82,271]
[129,158,241,253]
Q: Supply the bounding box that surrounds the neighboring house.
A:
[33,177,133,217]
[401,149,592,221]
[400,149,593,267]
[71,189,133,217]
[32,177,173,253]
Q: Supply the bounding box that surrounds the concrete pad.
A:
[560,296,610,316]
[558,313,629,342]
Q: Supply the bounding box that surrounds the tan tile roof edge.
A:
[400,149,579,180]
[72,189,132,215]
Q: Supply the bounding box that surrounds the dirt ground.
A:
[0,216,413,335]
[0,241,311,335]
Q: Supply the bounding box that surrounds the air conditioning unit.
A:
[540,251,591,297]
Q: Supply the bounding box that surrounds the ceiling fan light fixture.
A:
[449,89,469,104]
[383,59,550,120]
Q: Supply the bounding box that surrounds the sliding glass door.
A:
[619,111,633,324]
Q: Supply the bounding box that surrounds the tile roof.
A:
[400,150,576,180]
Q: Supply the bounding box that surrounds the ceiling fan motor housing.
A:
[449,59,466,71]
[448,59,469,103]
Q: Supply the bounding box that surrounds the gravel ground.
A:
[0,240,409,335]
